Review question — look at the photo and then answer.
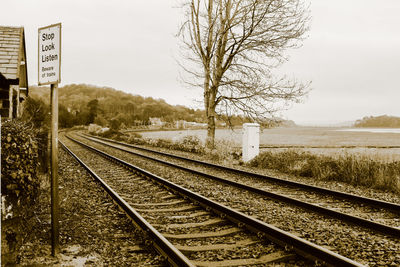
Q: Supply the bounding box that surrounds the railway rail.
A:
[79,133,400,238]
[82,134,400,210]
[62,135,365,266]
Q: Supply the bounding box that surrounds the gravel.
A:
[73,133,400,266]
[62,134,309,266]
[17,146,165,266]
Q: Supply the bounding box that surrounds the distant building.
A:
[0,26,28,119]
[175,120,207,129]
[149,117,164,127]
[175,120,186,129]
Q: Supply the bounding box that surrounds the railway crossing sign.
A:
[38,23,61,85]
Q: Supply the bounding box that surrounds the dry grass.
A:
[264,147,400,163]
[249,149,400,193]
[124,133,205,154]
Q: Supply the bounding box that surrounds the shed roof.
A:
[0,26,28,87]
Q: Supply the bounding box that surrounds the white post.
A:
[242,123,260,162]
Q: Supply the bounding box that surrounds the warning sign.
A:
[38,23,61,85]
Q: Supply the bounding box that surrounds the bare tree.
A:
[178,0,311,148]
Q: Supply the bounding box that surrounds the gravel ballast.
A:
[73,133,400,266]
[62,135,309,266]
[17,146,165,266]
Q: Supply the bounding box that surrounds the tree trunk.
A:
[206,113,215,149]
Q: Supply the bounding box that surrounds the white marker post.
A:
[38,23,61,256]
[242,123,260,162]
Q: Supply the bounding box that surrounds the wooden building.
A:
[0,26,28,119]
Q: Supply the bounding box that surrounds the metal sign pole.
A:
[50,82,59,256]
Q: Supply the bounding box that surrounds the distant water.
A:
[336,128,400,134]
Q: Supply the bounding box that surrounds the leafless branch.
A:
[177,0,311,147]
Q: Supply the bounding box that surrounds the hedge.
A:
[1,120,45,264]
[1,120,41,201]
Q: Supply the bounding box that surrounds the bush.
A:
[20,97,49,129]
[71,125,88,131]
[125,134,205,154]
[1,120,42,264]
[176,135,204,153]
[130,132,142,138]
[108,133,242,162]
[98,129,119,138]
[1,120,40,201]
[127,136,146,145]
[156,138,174,149]
[97,129,129,143]
[206,139,241,162]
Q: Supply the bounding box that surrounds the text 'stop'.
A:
[38,23,61,85]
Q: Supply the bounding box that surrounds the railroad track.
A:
[79,133,400,238]
[61,135,365,266]
[69,133,400,265]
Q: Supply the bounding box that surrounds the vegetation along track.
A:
[61,135,365,266]
[70,132,400,266]
[81,133,400,235]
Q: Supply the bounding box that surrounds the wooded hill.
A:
[354,115,400,128]
[27,84,294,129]
[28,84,218,128]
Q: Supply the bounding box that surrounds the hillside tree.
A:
[87,99,99,124]
[178,0,311,148]
[21,97,50,128]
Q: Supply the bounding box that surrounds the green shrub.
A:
[130,132,142,139]
[1,120,40,201]
[176,135,204,153]
[180,135,201,147]
[20,97,49,129]
[1,120,42,264]
[156,138,174,149]
[207,139,241,162]
[125,134,205,154]
[127,135,146,145]
[110,133,242,161]
[71,125,87,131]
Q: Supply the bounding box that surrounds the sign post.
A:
[38,23,61,256]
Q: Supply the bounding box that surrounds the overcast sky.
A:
[2,0,399,125]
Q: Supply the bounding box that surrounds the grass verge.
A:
[249,150,400,194]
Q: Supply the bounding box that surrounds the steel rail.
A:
[67,135,365,267]
[83,133,400,213]
[80,134,400,238]
[60,140,195,267]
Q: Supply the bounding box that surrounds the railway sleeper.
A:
[191,251,297,267]
[163,227,241,239]
[154,217,224,229]
[175,238,259,252]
